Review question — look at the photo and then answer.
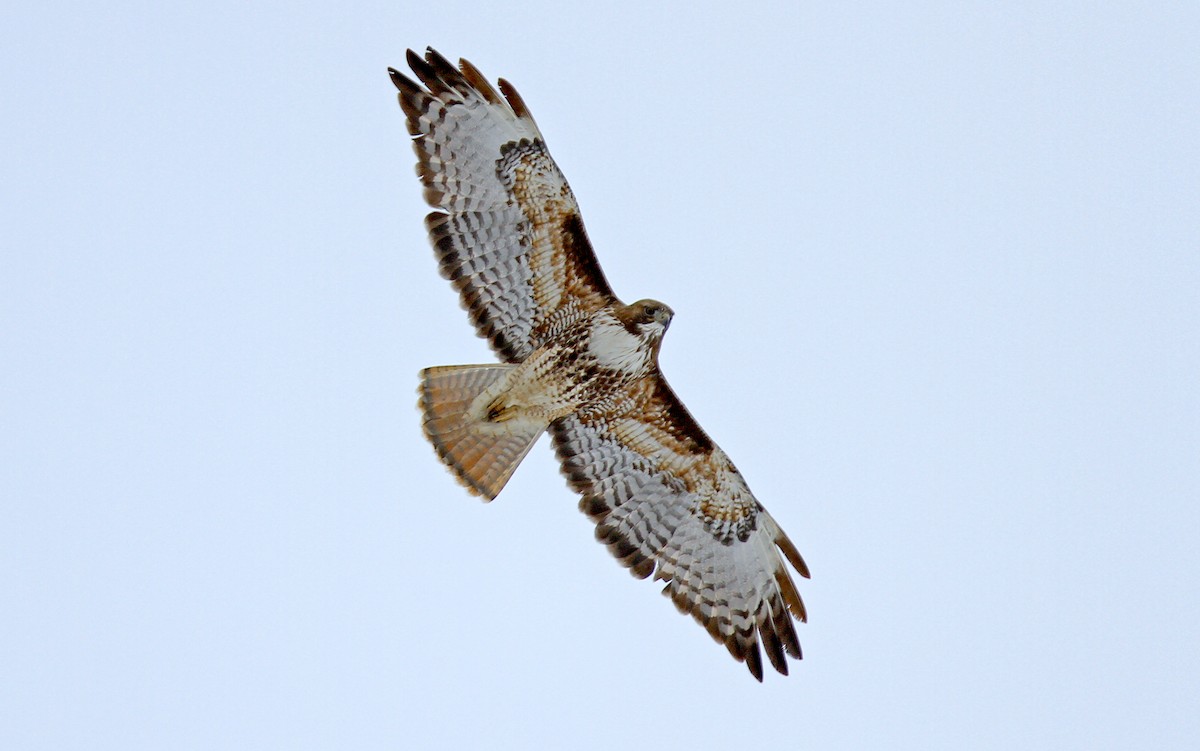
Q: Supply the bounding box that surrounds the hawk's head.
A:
[617,299,674,342]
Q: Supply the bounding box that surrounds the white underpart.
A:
[587,317,655,376]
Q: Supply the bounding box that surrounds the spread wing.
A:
[390,48,617,364]
[551,373,810,681]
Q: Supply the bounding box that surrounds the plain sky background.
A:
[3,1,1198,749]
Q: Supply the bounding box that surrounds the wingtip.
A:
[775,531,810,579]
[761,624,788,675]
[406,47,439,88]
[497,77,534,122]
[424,47,458,78]
[458,56,504,105]
[387,66,410,92]
[745,642,764,682]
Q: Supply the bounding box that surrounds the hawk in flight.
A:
[390,48,809,680]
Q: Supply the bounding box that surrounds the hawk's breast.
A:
[586,314,651,377]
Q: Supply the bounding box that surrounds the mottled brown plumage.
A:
[391,48,809,680]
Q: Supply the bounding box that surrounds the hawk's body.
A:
[391,49,809,680]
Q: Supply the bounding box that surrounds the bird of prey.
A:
[389,48,809,680]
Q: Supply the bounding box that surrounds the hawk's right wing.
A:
[390,48,617,363]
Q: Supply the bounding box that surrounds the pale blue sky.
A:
[3,1,1198,749]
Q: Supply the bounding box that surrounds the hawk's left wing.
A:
[550,374,810,681]
[390,49,617,364]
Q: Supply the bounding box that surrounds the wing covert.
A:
[390,48,617,363]
[550,374,810,681]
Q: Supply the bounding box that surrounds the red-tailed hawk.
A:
[390,48,809,680]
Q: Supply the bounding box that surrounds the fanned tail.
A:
[418,365,545,500]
